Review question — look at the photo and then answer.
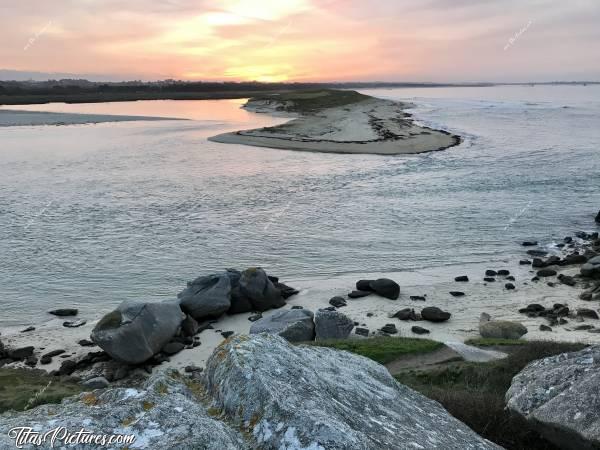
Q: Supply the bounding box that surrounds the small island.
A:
[209,89,461,155]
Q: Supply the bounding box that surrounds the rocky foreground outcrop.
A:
[506,346,600,449]
[0,334,499,449]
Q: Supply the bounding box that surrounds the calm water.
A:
[1,86,599,326]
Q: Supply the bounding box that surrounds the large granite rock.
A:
[239,267,285,311]
[595,210,600,224]
[178,272,232,320]
[205,334,499,449]
[581,256,600,278]
[506,346,600,449]
[314,309,354,340]
[250,309,315,342]
[0,371,248,450]
[91,300,183,364]
[369,278,400,300]
[479,313,527,340]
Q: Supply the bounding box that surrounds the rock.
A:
[532,258,545,268]
[178,272,233,320]
[581,256,600,278]
[505,283,516,290]
[275,282,299,300]
[185,365,203,373]
[522,241,538,246]
[162,342,185,355]
[204,334,499,450]
[91,300,183,364]
[248,313,262,322]
[546,255,561,266]
[43,349,65,358]
[520,259,532,265]
[77,339,95,347]
[577,308,599,320]
[558,274,576,286]
[506,346,600,449]
[449,291,465,297]
[479,313,527,339]
[221,331,234,339]
[409,295,426,301]
[40,355,52,365]
[239,267,285,312]
[497,269,510,276]
[527,249,548,257]
[483,277,495,282]
[226,269,254,314]
[421,307,451,323]
[454,275,469,282]
[250,309,315,342]
[540,324,553,331]
[411,326,430,335]
[574,324,595,331]
[393,308,417,321]
[380,323,397,334]
[82,376,110,389]
[537,269,557,277]
[0,371,249,449]
[25,356,38,367]
[291,305,303,310]
[314,310,354,340]
[63,319,86,328]
[58,359,77,376]
[7,346,34,360]
[369,278,400,300]
[355,327,369,337]
[348,290,372,298]
[355,279,375,292]
[562,254,588,265]
[329,296,347,308]
[485,269,497,276]
[20,326,35,333]
[519,304,545,314]
[596,210,600,223]
[48,308,78,317]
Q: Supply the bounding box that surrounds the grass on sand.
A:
[249,89,370,114]
[0,368,83,413]
[305,336,443,365]
[394,340,587,450]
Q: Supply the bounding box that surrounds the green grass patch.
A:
[305,336,443,365]
[250,89,370,113]
[0,368,83,413]
[394,341,587,449]
[465,338,527,347]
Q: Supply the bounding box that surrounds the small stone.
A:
[291,306,303,310]
[40,355,52,365]
[184,365,203,373]
[20,326,35,333]
[577,309,599,320]
[380,324,398,334]
[78,339,95,347]
[248,314,263,322]
[348,290,372,299]
[483,277,495,282]
[573,325,594,331]
[221,331,234,339]
[537,269,557,277]
[43,349,65,358]
[411,326,430,335]
[497,270,510,276]
[449,291,465,297]
[354,327,369,337]
[485,270,497,276]
[454,276,469,282]
[82,376,110,389]
[539,324,552,332]
[329,296,347,308]
[63,320,86,328]
[49,308,78,317]
[519,259,532,265]
[410,295,426,301]
[522,241,538,246]
[505,283,516,290]
[162,342,185,355]
[506,275,516,281]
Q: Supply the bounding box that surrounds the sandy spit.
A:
[209,96,461,155]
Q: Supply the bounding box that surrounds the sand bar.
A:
[0,109,184,127]
[209,89,461,155]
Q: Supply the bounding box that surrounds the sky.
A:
[1,0,599,82]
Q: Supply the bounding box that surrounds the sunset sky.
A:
[1,0,599,82]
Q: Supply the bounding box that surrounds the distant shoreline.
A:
[209,89,461,155]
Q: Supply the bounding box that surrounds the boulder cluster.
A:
[90,267,298,365]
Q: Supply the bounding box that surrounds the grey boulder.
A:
[369,278,400,300]
[91,300,183,364]
[314,309,354,340]
[204,334,499,449]
[581,256,600,278]
[250,308,315,342]
[0,371,248,450]
[178,272,232,320]
[239,267,285,311]
[506,346,600,449]
[479,313,527,340]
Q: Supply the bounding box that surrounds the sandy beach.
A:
[0,109,184,127]
[209,90,460,155]
[2,248,598,375]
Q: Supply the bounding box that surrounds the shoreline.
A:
[1,223,599,376]
[0,109,185,127]
[209,90,461,155]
